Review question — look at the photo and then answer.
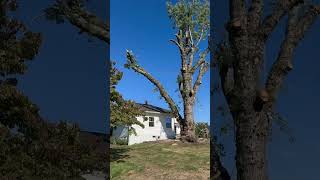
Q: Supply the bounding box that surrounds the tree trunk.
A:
[227,32,269,179]
[224,33,270,179]
[223,1,320,180]
[234,110,269,180]
[180,96,197,142]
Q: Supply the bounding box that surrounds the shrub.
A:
[195,122,210,138]
[110,136,128,145]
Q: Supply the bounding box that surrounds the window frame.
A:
[165,117,171,128]
[148,117,155,127]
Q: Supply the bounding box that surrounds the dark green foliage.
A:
[0,84,42,140]
[0,0,41,77]
[0,120,105,179]
[0,1,104,178]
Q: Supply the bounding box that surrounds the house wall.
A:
[128,111,180,145]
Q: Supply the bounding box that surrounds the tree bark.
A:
[234,110,269,180]
[181,97,196,142]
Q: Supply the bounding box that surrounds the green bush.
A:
[195,122,210,138]
[110,136,128,145]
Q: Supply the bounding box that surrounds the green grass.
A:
[111,140,209,180]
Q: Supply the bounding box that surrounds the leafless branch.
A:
[191,48,209,73]
[259,0,304,41]
[125,50,183,123]
[265,4,320,99]
[192,61,209,100]
[57,0,109,44]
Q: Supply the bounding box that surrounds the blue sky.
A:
[16,1,107,133]
[111,0,210,124]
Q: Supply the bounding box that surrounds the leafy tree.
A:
[212,1,320,179]
[110,61,145,135]
[45,0,111,177]
[125,0,210,142]
[0,1,104,178]
[0,0,42,138]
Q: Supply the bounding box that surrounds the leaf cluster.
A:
[166,0,209,41]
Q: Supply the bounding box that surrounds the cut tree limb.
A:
[266,4,320,100]
[56,0,109,44]
[125,50,183,124]
[193,62,209,100]
[259,0,304,41]
[191,48,210,73]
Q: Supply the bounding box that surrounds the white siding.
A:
[128,111,180,145]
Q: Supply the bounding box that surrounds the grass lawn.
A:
[111,140,209,180]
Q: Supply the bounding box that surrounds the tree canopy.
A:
[0,1,105,178]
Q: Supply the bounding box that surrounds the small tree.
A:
[110,61,145,135]
[125,0,210,142]
[0,1,104,178]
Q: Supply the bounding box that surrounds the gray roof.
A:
[136,103,171,113]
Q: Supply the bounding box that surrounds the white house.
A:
[112,102,181,145]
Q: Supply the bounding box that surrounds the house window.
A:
[149,117,154,127]
[143,117,148,122]
[166,117,171,128]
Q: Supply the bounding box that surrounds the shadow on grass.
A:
[110,146,130,163]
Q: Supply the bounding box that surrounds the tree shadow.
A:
[159,115,176,139]
[110,146,130,163]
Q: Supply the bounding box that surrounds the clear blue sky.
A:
[111,0,210,124]
[16,1,107,133]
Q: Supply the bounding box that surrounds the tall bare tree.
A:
[213,0,320,179]
[125,0,210,142]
